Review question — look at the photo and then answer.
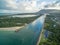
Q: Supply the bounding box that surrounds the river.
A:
[0,15,46,45]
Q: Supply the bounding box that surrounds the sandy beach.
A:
[0,26,24,31]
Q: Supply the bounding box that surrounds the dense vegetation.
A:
[40,14,60,45]
[0,15,39,27]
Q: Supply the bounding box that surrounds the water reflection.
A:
[0,15,46,45]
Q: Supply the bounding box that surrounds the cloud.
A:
[0,0,18,10]
[0,0,39,13]
[24,1,38,12]
[44,0,60,10]
[5,0,18,9]
[0,9,21,13]
[0,0,60,13]
[39,1,48,9]
[0,0,7,9]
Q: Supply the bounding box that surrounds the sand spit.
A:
[0,26,24,31]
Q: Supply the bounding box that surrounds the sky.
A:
[0,0,60,13]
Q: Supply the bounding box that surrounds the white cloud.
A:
[45,7,60,10]
[0,9,21,13]
[40,2,48,9]
[24,1,38,12]
[5,0,18,9]
[56,3,60,6]
[44,0,60,10]
[1,0,60,13]
[2,0,39,12]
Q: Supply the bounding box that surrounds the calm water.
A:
[0,15,46,45]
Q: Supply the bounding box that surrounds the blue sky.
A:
[0,0,60,13]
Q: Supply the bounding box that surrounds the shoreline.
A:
[0,26,24,31]
[36,15,46,45]
[36,29,44,45]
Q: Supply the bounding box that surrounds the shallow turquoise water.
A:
[0,15,45,45]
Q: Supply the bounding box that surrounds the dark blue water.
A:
[0,15,46,45]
